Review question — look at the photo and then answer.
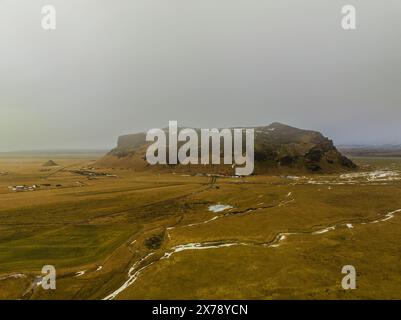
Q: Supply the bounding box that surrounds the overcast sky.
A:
[0,0,400,151]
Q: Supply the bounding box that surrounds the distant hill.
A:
[339,145,401,158]
[96,123,356,175]
[0,150,108,159]
[42,160,59,167]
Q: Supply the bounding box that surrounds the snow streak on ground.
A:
[103,207,401,300]
[208,204,233,212]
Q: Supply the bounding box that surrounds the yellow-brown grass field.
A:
[1,155,401,299]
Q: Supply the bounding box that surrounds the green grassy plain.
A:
[1,155,401,299]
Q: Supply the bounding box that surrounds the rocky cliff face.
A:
[251,122,356,173]
[96,122,356,175]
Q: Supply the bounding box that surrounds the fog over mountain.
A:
[1,0,400,151]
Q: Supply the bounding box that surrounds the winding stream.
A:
[103,207,401,300]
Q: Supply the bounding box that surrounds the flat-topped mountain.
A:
[96,122,356,175]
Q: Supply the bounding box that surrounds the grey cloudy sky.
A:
[0,0,400,151]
